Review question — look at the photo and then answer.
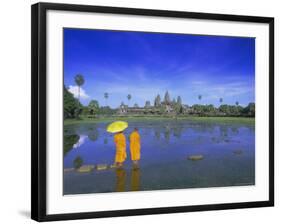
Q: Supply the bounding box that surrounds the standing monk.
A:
[114,131,127,167]
[130,128,141,165]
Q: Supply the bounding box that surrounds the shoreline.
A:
[64,116,255,125]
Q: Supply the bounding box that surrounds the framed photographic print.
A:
[31,2,274,222]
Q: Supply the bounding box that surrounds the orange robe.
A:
[114,133,127,163]
[130,131,141,161]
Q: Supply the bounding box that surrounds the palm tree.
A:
[127,94,132,107]
[75,74,85,102]
[198,95,202,103]
[74,74,85,116]
[104,92,109,106]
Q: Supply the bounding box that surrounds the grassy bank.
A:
[64,116,255,125]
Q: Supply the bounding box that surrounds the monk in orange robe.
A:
[130,128,141,165]
[114,131,127,167]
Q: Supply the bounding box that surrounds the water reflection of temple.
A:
[164,127,171,142]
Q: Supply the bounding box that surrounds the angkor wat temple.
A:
[117,91,191,115]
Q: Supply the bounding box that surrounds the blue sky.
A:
[64,28,255,108]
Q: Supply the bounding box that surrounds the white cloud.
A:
[207,82,254,98]
[189,79,254,98]
[68,85,89,99]
[73,135,88,149]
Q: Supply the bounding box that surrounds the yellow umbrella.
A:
[106,121,128,133]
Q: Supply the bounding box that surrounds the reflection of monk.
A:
[130,128,141,165]
[115,168,126,192]
[130,167,140,191]
[114,131,127,167]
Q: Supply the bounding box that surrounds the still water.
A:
[63,120,255,195]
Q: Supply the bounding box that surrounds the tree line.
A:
[64,74,255,119]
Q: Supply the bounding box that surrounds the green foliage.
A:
[88,100,99,115]
[189,103,252,117]
[192,104,205,114]
[81,106,90,116]
[63,134,79,156]
[219,104,229,114]
[159,105,166,114]
[243,102,255,116]
[192,104,215,115]
[219,103,254,117]
[80,99,117,116]
[219,104,238,115]
[203,104,215,113]
[98,106,116,115]
[174,103,183,114]
[64,85,80,118]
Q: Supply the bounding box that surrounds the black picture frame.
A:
[31,2,274,222]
